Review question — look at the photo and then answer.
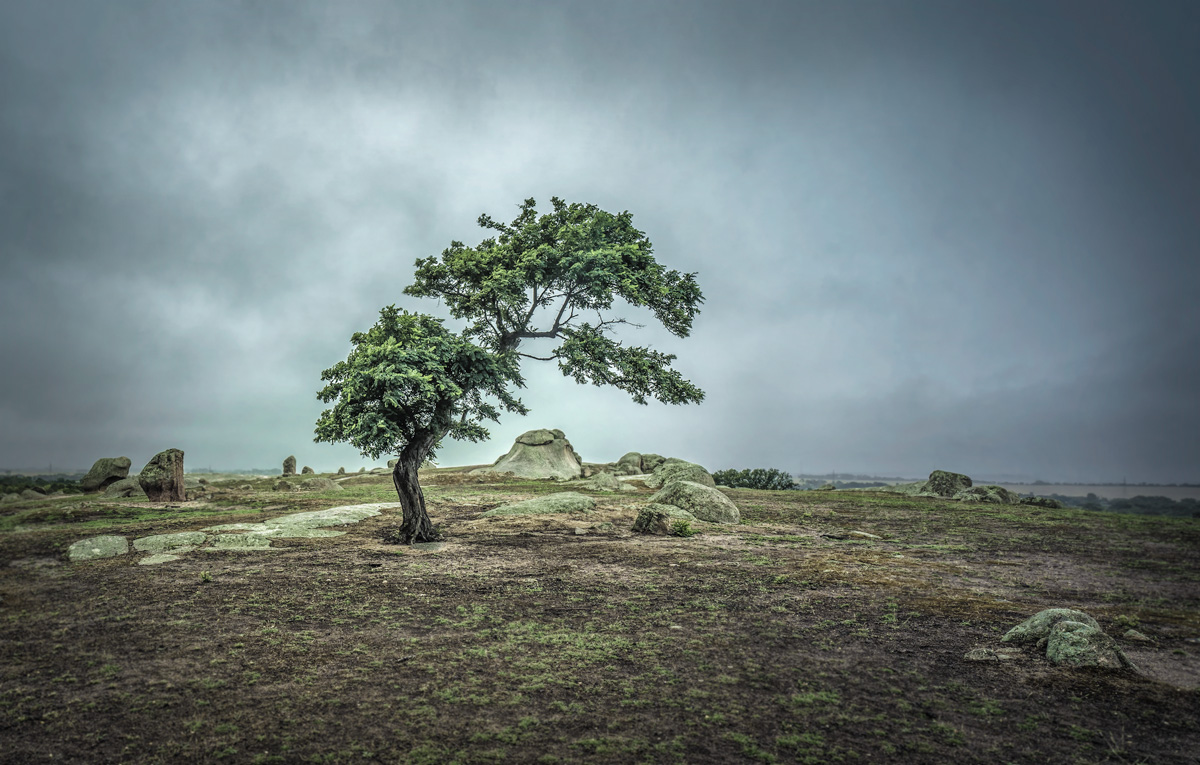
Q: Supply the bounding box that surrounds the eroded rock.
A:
[471,429,583,481]
[138,449,185,502]
[80,457,132,492]
[922,470,972,497]
[644,459,715,489]
[283,456,296,476]
[649,480,740,524]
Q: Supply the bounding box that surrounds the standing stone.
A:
[80,457,132,492]
[138,449,185,502]
[301,466,315,475]
[337,467,346,475]
[282,456,297,476]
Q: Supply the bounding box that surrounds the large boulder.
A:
[1045,621,1135,669]
[80,457,132,492]
[104,477,146,498]
[301,466,315,475]
[481,492,596,517]
[138,449,185,502]
[649,480,740,524]
[471,429,583,481]
[301,478,343,492]
[640,453,666,472]
[282,456,296,476]
[645,459,716,489]
[632,503,698,534]
[616,452,644,475]
[922,470,972,497]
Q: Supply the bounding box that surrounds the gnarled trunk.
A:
[389,431,439,544]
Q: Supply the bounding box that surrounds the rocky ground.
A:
[1,469,1198,764]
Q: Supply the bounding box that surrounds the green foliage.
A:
[404,197,704,406]
[314,306,527,461]
[669,519,696,537]
[713,468,796,491]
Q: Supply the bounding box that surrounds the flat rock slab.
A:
[139,553,182,566]
[134,532,208,553]
[68,536,129,561]
[205,534,276,550]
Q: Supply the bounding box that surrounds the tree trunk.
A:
[389,432,439,544]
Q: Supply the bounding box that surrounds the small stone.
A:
[964,648,998,661]
[574,527,588,535]
[847,530,881,540]
[1122,629,1154,643]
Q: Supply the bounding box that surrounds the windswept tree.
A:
[316,197,704,543]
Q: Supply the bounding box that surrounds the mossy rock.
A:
[472,429,583,481]
[1019,496,1065,509]
[481,492,596,517]
[80,457,132,492]
[953,485,1020,504]
[640,453,666,472]
[922,470,973,497]
[67,535,129,561]
[632,503,697,534]
[133,532,207,553]
[1002,608,1100,644]
[649,480,739,524]
[615,452,644,475]
[1045,621,1136,670]
[645,459,715,489]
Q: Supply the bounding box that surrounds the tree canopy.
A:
[404,196,705,406]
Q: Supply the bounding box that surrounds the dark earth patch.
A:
[2,476,1198,763]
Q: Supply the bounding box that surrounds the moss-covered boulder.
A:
[632,503,697,534]
[645,459,716,489]
[649,480,740,524]
[1002,608,1101,645]
[1045,621,1136,669]
[640,453,666,473]
[615,452,644,475]
[301,466,315,475]
[300,477,343,492]
[1019,496,1065,509]
[953,485,1020,504]
[80,457,132,492]
[471,429,583,481]
[67,535,129,561]
[138,449,185,502]
[481,492,596,517]
[922,470,973,497]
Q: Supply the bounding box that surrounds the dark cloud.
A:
[0,0,1196,482]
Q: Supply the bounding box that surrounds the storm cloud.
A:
[1,0,1197,482]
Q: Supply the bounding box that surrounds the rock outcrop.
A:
[649,480,740,524]
[282,456,296,476]
[138,449,185,502]
[616,452,645,475]
[576,472,635,493]
[471,429,583,481]
[953,485,1020,504]
[644,459,716,489]
[922,470,972,497]
[104,477,146,498]
[80,457,132,492]
[481,491,596,516]
[301,466,315,475]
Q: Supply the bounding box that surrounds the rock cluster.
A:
[1000,608,1137,670]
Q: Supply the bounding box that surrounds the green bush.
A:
[712,468,795,491]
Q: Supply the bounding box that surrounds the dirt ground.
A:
[2,473,1198,764]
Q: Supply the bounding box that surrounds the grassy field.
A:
[2,470,1198,764]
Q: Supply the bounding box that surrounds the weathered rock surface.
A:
[133,532,207,553]
[1045,621,1135,669]
[640,453,666,473]
[67,535,129,561]
[576,472,634,493]
[20,488,45,500]
[481,492,596,517]
[274,480,298,492]
[471,429,583,481]
[616,452,644,475]
[301,466,315,475]
[282,456,296,476]
[922,470,973,497]
[337,467,346,475]
[954,485,1020,504]
[301,477,343,492]
[632,503,697,534]
[649,480,740,524]
[1019,496,1065,509]
[138,449,185,502]
[645,459,716,489]
[104,477,146,498]
[80,457,132,492]
[1002,608,1101,645]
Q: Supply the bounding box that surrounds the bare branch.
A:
[518,352,559,361]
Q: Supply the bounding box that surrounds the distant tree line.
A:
[1042,493,1200,518]
[0,475,83,496]
[712,468,796,490]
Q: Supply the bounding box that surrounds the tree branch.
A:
[518,352,559,361]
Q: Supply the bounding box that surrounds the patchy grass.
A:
[1,475,1198,763]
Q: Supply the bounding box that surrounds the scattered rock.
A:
[954,485,1020,504]
[471,429,583,481]
[1019,496,1065,509]
[644,459,716,489]
[138,449,185,502]
[922,470,972,497]
[1002,608,1100,645]
[632,503,697,534]
[301,466,315,475]
[649,480,740,524]
[283,456,296,476]
[104,477,146,498]
[80,457,133,492]
[964,647,999,661]
[67,535,129,561]
[1045,621,1136,669]
[1122,629,1154,643]
[481,492,596,517]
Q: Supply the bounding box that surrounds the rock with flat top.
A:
[471,429,583,481]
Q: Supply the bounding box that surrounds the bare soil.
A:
[2,473,1198,764]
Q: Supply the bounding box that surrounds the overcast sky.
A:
[2,0,1197,482]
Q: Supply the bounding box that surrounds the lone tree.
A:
[316,197,704,543]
